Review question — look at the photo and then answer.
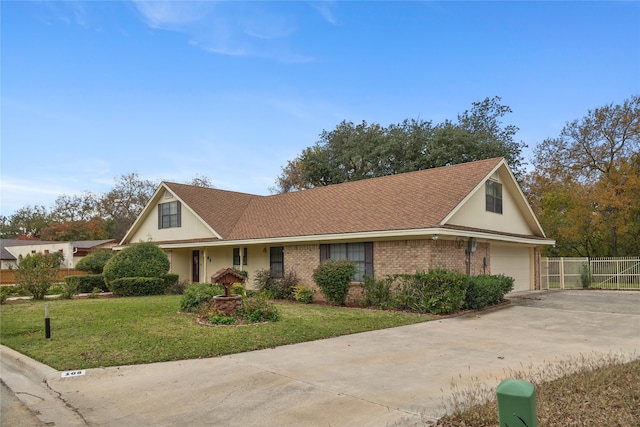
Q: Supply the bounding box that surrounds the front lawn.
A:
[0,296,433,370]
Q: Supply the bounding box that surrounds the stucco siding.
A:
[128,191,217,243]
[447,174,534,236]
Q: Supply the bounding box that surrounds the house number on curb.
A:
[61,370,86,378]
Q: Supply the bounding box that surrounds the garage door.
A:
[491,245,531,292]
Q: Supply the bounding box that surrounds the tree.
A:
[50,192,100,222]
[40,218,108,242]
[527,95,640,256]
[0,205,51,239]
[15,252,64,299]
[189,175,214,188]
[273,97,525,193]
[99,173,158,240]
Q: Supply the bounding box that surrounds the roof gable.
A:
[228,158,504,239]
[121,158,550,245]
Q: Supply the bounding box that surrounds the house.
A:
[0,239,117,270]
[119,158,554,294]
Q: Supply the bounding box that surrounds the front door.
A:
[192,250,200,283]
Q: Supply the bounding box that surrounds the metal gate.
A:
[541,257,640,290]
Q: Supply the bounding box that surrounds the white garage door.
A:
[491,245,531,292]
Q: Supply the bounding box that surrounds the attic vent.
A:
[490,171,500,182]
[164,191,174,199]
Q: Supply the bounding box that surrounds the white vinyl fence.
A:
[541,257,640,290]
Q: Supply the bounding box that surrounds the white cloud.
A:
[0,180,76,215]
[130,1,315,63]
[131,0,212,28]
[309,2,339,25]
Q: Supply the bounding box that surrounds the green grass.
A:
[0,296,433,370]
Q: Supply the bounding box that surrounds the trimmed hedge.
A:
[103,242,169,288]
[65,275,108,293]
[465,274,514,310]
[109,277,167,297]
[75,251,114,274]
[397,269,469,315]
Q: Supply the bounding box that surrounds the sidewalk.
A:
[1,290,639,426]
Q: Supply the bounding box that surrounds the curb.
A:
[1,345,58,384]
[0,345,88,426]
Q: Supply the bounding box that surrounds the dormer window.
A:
[158,201,181,229]
[486,180,503,214]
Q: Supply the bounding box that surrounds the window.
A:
[485,181,503,214]
[233,247,247,266]
[270,246,284,278]
[158,201,181,229]
[319,242,373,282]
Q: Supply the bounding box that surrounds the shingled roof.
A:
[162,157,506,241]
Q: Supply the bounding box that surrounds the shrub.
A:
[0,286,16,304]
[397,269,469,315]
[15,252,64,300]
[103,242,170,289]
[60,279,78,299]
[253,269,299,300]
[231,283,246,296]
[361,275,395,309]
[109,277,167,297]
[180,283,224,312]
[293,284,314,304]
[164,274,180,292]
[238,295,280,322]
[465,274,514,310]
[581,263,592,289]
[312,259,357,306]
[65,275,108,293]
[75,250,114,274]
[209,315,236,325]
[167,278,188,295]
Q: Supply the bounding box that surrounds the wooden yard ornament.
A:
[210,268,246,316]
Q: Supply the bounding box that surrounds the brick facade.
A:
[284,238,492,302]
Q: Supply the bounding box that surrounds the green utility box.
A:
[496,379,537,427]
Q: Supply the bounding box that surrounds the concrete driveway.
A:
[1,290,639,426]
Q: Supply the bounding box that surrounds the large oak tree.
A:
[526,95,639,257]
[273,97,526,193]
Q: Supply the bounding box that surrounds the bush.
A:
[231,283,246,296]
[581,263,592,289]
[0,286,16,304]
[164,274,180,292]
[103,242,170,289]
[75,251,114,274]
[396,269,469,315]
[465,274,514,310]
[238,295,280,322]
[65,275,108,293]
[209,315,236,325]
[293,284,314,304]
[60,279,78,299]
[253,269,299,300]
[312,259,357,306]
[167,278,188,295]
[180,283,224,312]
[16,252,64,300]
[109,277,167,297]
[361,275,395,309]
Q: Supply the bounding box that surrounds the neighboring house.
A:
[119,158,554,294]
[0,239,117,269]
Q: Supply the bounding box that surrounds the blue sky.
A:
[2,1,639,217]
